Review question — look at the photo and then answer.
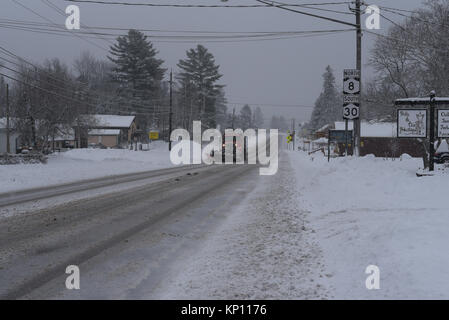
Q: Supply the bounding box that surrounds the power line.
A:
[0,18,352,35]
[65,0,353,8]
[0,22,353,42]
[253,0,356,27]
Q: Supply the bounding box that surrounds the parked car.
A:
[434,151,449,164]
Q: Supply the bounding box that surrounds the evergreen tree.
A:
[177,45,224,128]
[270,115,279,129]
[253,106,265,129]
[239,104,252,130]
[279,116,288,132]
[309,65,340,130]
[108,29,166,118]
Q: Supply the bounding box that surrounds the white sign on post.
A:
[397,109,427,138]
[343,69,361,95]
[343,92,360,120]
[438,110,449,138]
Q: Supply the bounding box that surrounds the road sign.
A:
[437,109,449,138]
[149,131,159,140]
[329,130,353,143]
[343,104,360,120]
[343,70,360,120]
[343,96,360,120]
[343,69,361,95]
[397,109,427,138]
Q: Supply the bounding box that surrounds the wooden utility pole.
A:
[6,84,10,154]
[231,107,235,129]
[429,92,436,171]
[354,0,362,156]
[169,70,173,151]
[292,118,296,151]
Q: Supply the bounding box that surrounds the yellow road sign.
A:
[149,131,159,140]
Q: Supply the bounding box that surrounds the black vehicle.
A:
[210,134,248,163]
[434,151,449,164]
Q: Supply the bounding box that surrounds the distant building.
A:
[88,129,120,148]
[80,114,137,148]
[52,128,76,150]
[0,118,20,154]
[334,121,424,158]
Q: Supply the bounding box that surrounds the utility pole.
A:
[231,107,235,129]
[429,91,436,171]
[169,70,173,151]
[292,118,296,151]
[354,0,362,156]
[6,84,10,154]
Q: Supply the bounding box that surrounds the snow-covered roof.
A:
[437,140,449,153]
[317,124,331,132]
[335,121,397,138]
[54,128,75,141]
[88,115,135,128]
[0,117,17,130]
[89,129,121,136]
[313,137,328,144]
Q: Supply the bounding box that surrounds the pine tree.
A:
[309,65,340,131]
[108,29,166,114]
[253,106,265,129]
[239,104,252,130]
[270,116,279,130]
[177,45,224,128]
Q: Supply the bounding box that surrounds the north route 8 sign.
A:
[397,109,427,138]
[343,69,361,95]
[343,95,360,120]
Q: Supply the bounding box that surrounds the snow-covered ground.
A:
[0,142,174,193]
[291,152,449,299]
[152,151,449,299]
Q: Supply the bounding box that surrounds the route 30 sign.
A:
[343,95,360,120]
[343,69,361,95]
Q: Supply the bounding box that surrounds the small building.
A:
[0,117,20,154]
[334,121,425,158]
[88,129,120,148]
[83,114,137,148]
[52,128,76,150]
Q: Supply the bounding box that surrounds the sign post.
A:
[395,94,449,172]
[343,69,360,156]
[328,129,353,161]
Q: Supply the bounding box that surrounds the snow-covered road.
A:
[146,151,449,299]
[2,149,449,299]
[151,152,328,299]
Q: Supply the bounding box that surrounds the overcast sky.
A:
[0,0,425,124]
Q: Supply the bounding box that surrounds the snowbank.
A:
[0,144,174,193]
[289,152,449,299]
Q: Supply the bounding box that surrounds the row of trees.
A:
[365,0,449,120]
[1,29,265,150]
[306,0,449,133]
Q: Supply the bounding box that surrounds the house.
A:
[0,117,20,154]
[88,129,120,148]
[52,128,76,150]
[82,114,137,148]
[334,121,425,158]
